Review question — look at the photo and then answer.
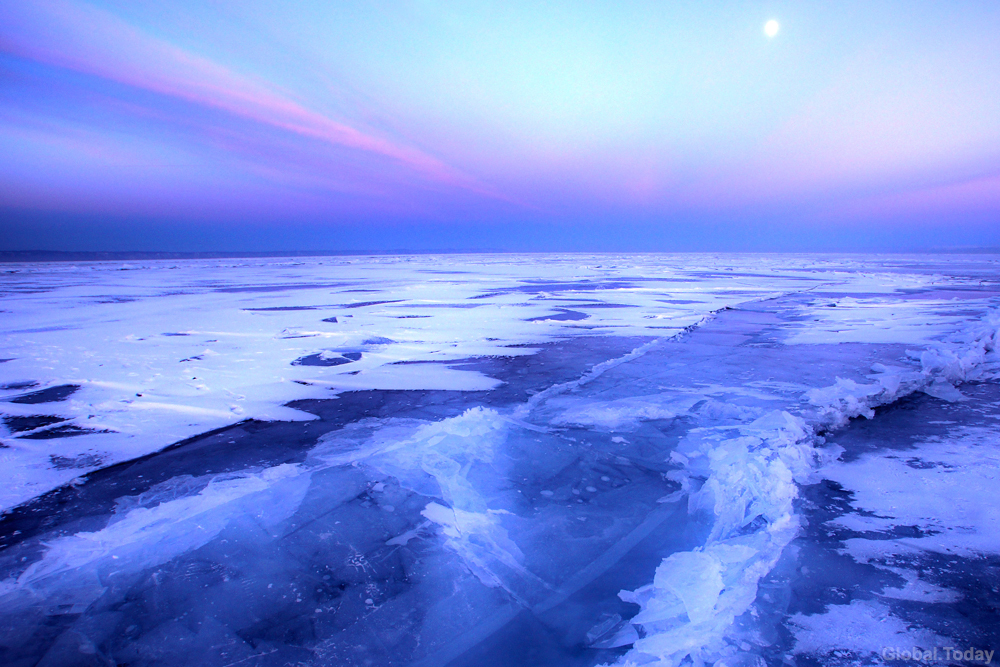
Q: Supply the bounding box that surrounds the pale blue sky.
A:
[2,1,999,250]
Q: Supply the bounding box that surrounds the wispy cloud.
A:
[0,0,499,198]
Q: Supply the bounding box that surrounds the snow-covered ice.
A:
[0,253,998,666]
[1,254,833,510]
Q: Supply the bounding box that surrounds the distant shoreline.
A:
[3,248,1000,262]
[0,250,482,262]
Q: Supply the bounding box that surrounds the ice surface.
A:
[1,253,841,510]
[0,465,309,611]
[0,253,998,666]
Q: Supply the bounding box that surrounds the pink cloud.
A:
[0,0,502,199]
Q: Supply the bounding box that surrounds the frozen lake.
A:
[0,253,998,666]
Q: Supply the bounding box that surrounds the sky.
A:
[1,0,999,252]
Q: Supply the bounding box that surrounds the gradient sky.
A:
[2,0,999,251]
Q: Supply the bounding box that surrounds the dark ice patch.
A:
[3,415,68,433]
[214,282,349,293]
[50,453,104,469]
[8,384,80,404]
[527,308,590,322]
[322,316,338,323]
[244,306,319,311]
[417,269,473,274]
[470,278,698,299]
[340,300,405,308]
[515,280,637,292]
[11,325,75,334]
[530,298,635,309]
[161,332,191,336]
[292,353,355,367]
[21,424,110,439]
[1,381,38,391]
[687,271,824,281]
[277,329,318,339]
[400,303,483,308]
[362,336,394,345]
[905,456,956,470]
[572,302,636,308]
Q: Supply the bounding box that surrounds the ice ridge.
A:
[607,309,1000,667]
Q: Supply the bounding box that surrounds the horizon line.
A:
[4,248,1000,262]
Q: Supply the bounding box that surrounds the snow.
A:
[789,599,948,657]
[785,296,991,345]
[827,425,1000,558]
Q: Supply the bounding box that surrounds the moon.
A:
[764,19,780,37]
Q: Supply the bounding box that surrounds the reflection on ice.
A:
[2,465,309,611]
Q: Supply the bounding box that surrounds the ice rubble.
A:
[781,375,1000,664]
[605,309,1000,667]
[807,311,1000,428]
[310,406,536,593]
